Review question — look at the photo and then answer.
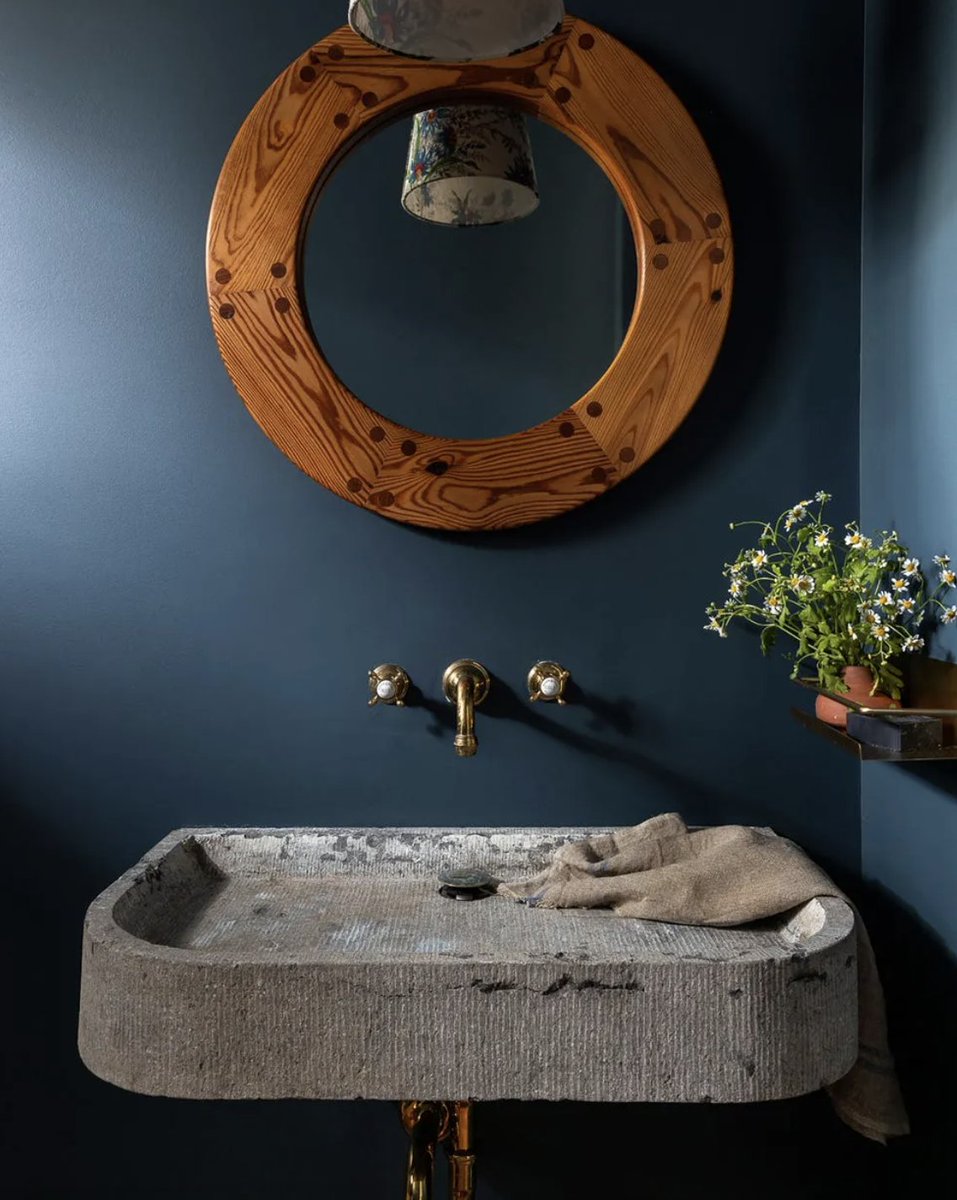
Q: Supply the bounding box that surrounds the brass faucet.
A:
[442,661,491,757]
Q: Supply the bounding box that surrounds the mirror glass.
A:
[304,113,635,441]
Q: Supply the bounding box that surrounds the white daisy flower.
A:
[845,531,872,550]
[847,623,858,641]
[784,516,796,531]
[813,531,830,549]
[873,624,891,641]
[751,550,769,569]
[729,578,745,597]
[764,596,784,616]
[903,635,924,652]
[898,596,917,614]
[705,616,728,637]
[943,606,957,626]
[891,577,909,592]
[789,503,809,523]
[933,554,951,567]
[876,591,895,608]
[902,557,920,576]
[790,574,815,597]
[940,568,957,587]
[815,491,831,503]
[864,609,880,626]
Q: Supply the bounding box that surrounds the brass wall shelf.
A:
[794,677,957,719]
[792,656,957,763]
[790,707,957,762]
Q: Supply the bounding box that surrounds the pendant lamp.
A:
[348,0,565,61]
[348,4,560,227]
[401,105,539,227]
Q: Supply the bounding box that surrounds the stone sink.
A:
[79,828,858,1104]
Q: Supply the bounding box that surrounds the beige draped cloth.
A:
[498,813,908,1143]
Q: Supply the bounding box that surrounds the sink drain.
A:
[438,867,496,902]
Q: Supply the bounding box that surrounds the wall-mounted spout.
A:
[442,661,491,757]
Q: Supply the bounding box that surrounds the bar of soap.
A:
[846,712,943,752]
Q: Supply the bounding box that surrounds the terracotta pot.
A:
[814,666,900,729]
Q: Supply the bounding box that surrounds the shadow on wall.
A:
[407,676,747,811]
[867,0,933,202]
[859,783,957,1192]
[861,0,933,514]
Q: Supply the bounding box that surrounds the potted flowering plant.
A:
[704,492,956,726]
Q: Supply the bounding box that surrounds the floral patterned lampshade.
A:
[348,1,565,61]
[401,105,540,227]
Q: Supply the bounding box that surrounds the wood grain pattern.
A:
[207,18,733,531]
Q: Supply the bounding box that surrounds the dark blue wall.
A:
[861,0,957,955]
[860,0,957,1187]
[0,2,878,1195]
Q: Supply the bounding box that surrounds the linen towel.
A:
[498,813,908,1143]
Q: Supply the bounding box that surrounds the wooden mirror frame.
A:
[207,16,733,531]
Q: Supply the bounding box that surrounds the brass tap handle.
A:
[442,661,491,757]
[368,664,411,707]
[528,661,571,705]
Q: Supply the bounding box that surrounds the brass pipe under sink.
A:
[400,1101,475,1200]
[448,1101,476,1200]
[442,660,491,758]
[401,1102,449,1200]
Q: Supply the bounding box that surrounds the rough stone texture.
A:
[79,828,858,1103]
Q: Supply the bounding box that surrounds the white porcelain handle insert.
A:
[527,661,571,705]
[368,664,411,707]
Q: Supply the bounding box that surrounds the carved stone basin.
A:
[79,828,857,1103]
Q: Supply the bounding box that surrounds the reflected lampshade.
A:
[348,0,565,61]
[401,105,540,227]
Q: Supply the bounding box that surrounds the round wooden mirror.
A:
[207,17,732,531]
